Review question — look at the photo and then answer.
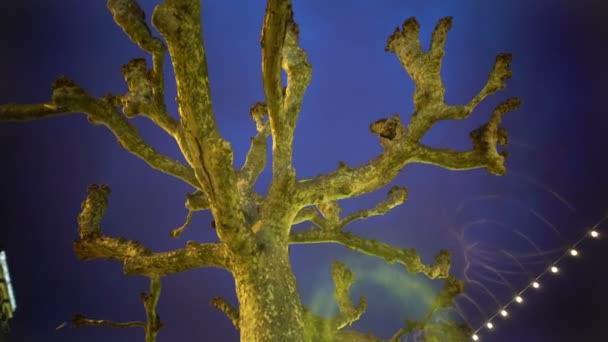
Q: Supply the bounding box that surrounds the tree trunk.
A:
[234,241,305,341]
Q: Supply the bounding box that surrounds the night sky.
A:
[1,1,608,341]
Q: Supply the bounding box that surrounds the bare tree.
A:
[0,0,519,341]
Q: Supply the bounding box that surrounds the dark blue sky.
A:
[1,1,607,341]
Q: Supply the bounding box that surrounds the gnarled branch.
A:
[169,209,193,238]
[260,0,291,172]
[290,228,450,280]
[337,186,407,230]
[411,97,520,176]
[73,184,231,277]
[107,0,168,110]
[120,58,178,135]
[293,186,407,231]
[123,241,231,276]
[211,296,240,329]
[331,262,367,329]
[302,274,466,342]
[295,17,519,207]
[301,262,366,340]
[152,0,254,254]
[74,184,152,261]
[185,190,210,211]
[0,79,199,189]
[71,276,163,342]
[238,102,270,188]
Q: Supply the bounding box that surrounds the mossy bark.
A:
[233,239,305,342]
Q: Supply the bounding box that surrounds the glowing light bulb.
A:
[590,230,599,238]
[486,322,494,330]
[472,334,479,341]
[550,266,559,273]
[570,249,579,256]
[532,281,540,289]
[515,295,524,303]
[500,309,508,317]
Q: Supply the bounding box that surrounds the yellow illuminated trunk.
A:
[234,245,305,342]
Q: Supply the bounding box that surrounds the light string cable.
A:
[468,213,607,341]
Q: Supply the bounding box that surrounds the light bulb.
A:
[532,281,540,289]
[550,266,559,273]
[472,334,479,341]
[590,230,599,238]
[570,249,579,256]
[515,295,523,303]
[500,309,508,317]
[486,322,494,330]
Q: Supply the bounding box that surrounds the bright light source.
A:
[532,281,540,289]
[515,295,524,303]
[0,250,17,311]
[472,334,479,341]
[486,322,494,330]
[550,266,559,273]
[500,309,508,317]
[590,230,599,238]
[570,249,579,256]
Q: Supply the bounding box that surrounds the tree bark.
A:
[233,232,305,342]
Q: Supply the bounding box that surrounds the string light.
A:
[467,215,605,341]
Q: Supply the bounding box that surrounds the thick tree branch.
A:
[107,0,165,55]
[293,207,326,227]
[107,0,167,109]
[293,186,407,232]
[123,241,231,276]
[410,97,519,176]
[295,17,519,207]
[257,0,316,240]
[152,0,254,254]
[238,102,270,188]
[277,17,312,170]
[74,184,231,277]
[260,0,291,172]
[290,228,450,279]
[0,79,199,188]
[211,296,240,329]
[120,58,177,134]
[107,0,195,168]
[74,184,153,261]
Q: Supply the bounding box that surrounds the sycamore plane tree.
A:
[0,0,520,341]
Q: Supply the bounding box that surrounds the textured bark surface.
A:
[233,241,305,341]
[0,1,519,341]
